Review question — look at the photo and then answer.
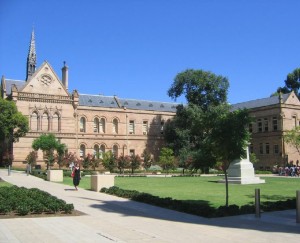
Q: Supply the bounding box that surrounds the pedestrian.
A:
[72,163,81,190]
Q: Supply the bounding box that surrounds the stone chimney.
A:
[62,61,68,90]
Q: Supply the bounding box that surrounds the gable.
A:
[283,91,300,105]
[21,62,69,96]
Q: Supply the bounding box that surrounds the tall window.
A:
[272,117,278,131]
[100,118,105,133]
[249,123,253,133]
[129,120,135,134]
[293,116,297,128]
[52,113,59,132]
[31,112,38,131]
[250,144,254,154]
[42,112,49,131]
[257,119,262,132]
[259,143,263,154]
[113,119,118,134]
[264,118,268,132]
[160,121,165,134]
[94,118,99,133]
[143,121,148,135]
[80,117,86,132]
[265,143,270,154]
[100,145,105,159]
[80,144,86,158]
[274,144,279,154]
[94,144,100,158]
[112,145,118,158]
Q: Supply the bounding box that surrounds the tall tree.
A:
[158,147,176,173]
[211,108,252,206]
[0,98,29,166]
[277,68,300,96]
[168,69,229,111]
[284,126,300,155]
[102,151,116,173]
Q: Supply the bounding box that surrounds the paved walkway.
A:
[0,169,299,243]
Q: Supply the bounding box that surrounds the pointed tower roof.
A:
[26,29,37,81]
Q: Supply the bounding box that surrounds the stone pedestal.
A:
[47,170,63,182]
[91,174,115,192]
[219,147,265,184]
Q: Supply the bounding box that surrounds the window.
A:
[259,143,263,154]
[264,118,268,132]
[272,117,278,131]
[100,145,105,159]
[53,113,59,132]
[100,118,105,133]
[31,112,39,131]
[293,116,297,128]
[42,112,49,131]
[274,144,279,154]
[94,118,99,133]
[113,119,118,134]
[129,120,135,134]
[257,119,262,132]
[250,144,254,154]
[265,143,270,154]
[249,123,253,133]
[160,121,165,134]
[80,144,86,158]
[129,149,135,156]
[143,121,148,135]
[112,145,118,158]
[80,117,86,132]
[94,145,99,158]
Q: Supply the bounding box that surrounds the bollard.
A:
[297,191,300,223]
[255,188,261,218]
[8,165,11,176]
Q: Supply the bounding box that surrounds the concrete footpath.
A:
[0,170,299,243]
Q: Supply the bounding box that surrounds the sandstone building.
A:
[1,30,177,167]
[1,30,300,170]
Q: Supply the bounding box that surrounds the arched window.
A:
[80,144,86,158]
[112,145,118,158]
[94,118,99,133]
[100,144,105,159]
[100,118,105,133]
[31,112,38,131]
[94,144,100,158]
[42,112,49,131]
[113,119,118,134]
[52,113,59,132]
[80,117,86,132]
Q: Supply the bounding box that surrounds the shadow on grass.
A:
[245,194,294,201]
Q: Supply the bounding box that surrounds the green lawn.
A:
[114,176,300,207]
[60,175,300,208]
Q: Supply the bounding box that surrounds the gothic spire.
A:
[26,29,37,81]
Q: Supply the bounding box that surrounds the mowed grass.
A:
[114,176,300,208]
[61,175,300,208]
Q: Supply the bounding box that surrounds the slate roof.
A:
[79,94,179,112]
[3,79,26,95]
[231,93,290,110]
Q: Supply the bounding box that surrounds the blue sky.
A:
[1,0,300,104]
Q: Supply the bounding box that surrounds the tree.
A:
[82,153,93,170]
[158,147,176,173]
[32,133,66,169]
[130,154,142,174]
[0,98,29,166]
[116,154,131,174]
[142,149,152,171]
[25,150,38,167]
[277,68,300,96]
[284,126,300,155]
[168,69,229,111]
[90,154,101,171]
[55,143,67,169]
[102,151,116,173]
[211,108,252,206]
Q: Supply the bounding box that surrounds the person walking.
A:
[72,163,81,190]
